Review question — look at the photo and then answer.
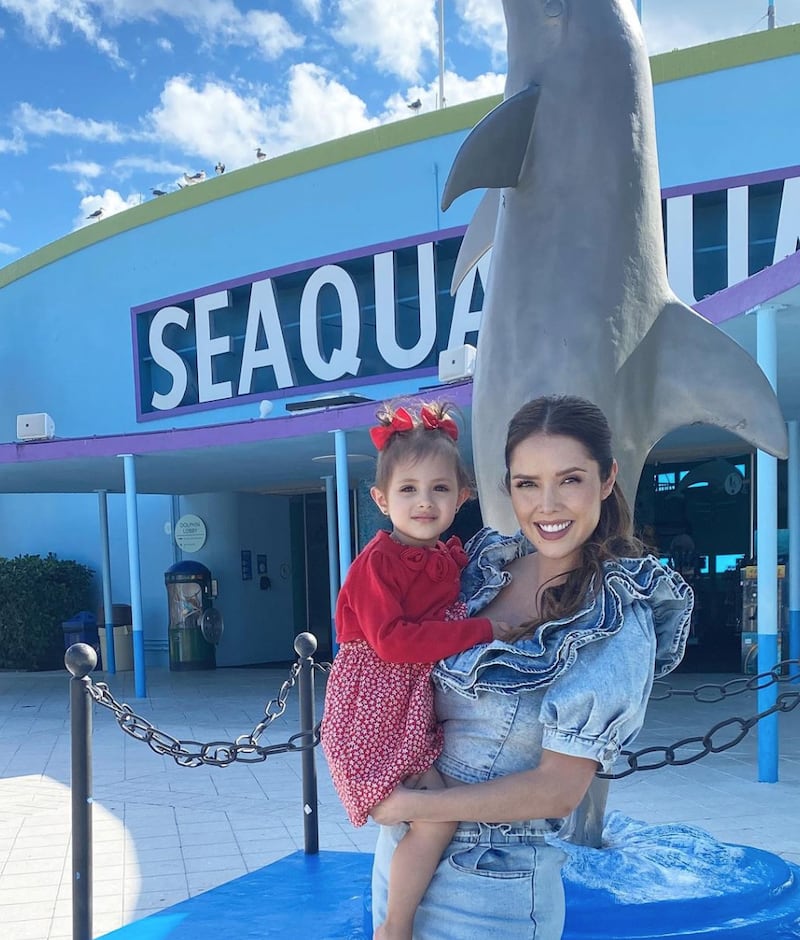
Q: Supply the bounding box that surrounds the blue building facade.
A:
[1,28,800,674]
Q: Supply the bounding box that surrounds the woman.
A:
[370,395,693,938]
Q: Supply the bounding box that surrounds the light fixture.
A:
[285,393,372,413]
[311,454,375,463]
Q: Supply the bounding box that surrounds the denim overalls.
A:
[372,528,692,939]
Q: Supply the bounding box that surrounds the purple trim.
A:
[136,367,440,422]
[130,226,467,314]
[662,164,800,200]
[695,251,800,324]
[0,381,473,466]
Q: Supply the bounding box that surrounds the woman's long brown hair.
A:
[503,396,643,638]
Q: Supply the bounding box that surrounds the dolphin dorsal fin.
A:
[441,84,540,211]
[451,188,500,295]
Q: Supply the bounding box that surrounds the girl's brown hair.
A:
[373,401,472,493]
[504,395,643,636]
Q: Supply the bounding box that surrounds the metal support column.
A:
[333,430,352,583]
[67,645,96,940]
[789,421,800,680]
[120,454,147,698]
[96,490,116,674]
[296,632,319,854]
[323,475,340,653]
[756,305,779,782]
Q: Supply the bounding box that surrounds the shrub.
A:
[0,554,94,671]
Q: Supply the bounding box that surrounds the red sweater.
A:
[335,530,493,663]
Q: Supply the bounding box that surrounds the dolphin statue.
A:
[443,0,788,531]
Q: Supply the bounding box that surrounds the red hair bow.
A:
[420,405,459,442]
[369,407,414,450]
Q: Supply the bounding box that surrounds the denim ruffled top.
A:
[434,527,693,700]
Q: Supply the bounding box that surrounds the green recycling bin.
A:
[165,561,216,671]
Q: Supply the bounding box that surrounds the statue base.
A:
[561,812,800,937]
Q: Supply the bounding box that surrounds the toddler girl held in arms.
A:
[321,401,511,940]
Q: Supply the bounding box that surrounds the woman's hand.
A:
[370,784,415,826]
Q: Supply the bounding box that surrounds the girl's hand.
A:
[491,620,515,641]
[370,785,414,826]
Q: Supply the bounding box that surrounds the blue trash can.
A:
[62,611,100,660]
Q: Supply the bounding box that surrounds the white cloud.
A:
[0,0,126,66]
[640,0,800,53]
[0,129,27,154]
[276,63,377,152]
[14,103,124,142]
[296,0,322,22]
[0,207,17,256]
[381,68,504,121]
[454,0,506,59]
[75,188,141,230]
[0,0,304,63]
[51,160,104,177]
[332,0,438,80]
[145,66,378,169]
[236,10,304,59]
[112,155,188,177]
[156,36,172,52]
[147,77,270,168]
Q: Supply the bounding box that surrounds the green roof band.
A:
[3,24,799,291]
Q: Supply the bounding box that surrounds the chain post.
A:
[66,643,98,940]
[295,632,320,854]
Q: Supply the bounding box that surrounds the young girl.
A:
[320,401,510,940]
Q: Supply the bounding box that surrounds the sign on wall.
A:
[133,167,800,422]
[174,514,207,553]
[133,234,488,420]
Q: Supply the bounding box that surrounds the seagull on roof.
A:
[86,208,103,220]
[183,171,206,184]
[151,188,167,197]
[255,147,266,161]
[215,162,225,175]
[408,99,422,112]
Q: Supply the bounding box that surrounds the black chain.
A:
[86,660,331,767]
[599,659,800,779]
[86,650,799,779]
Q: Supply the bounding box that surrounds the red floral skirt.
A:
[321,640,442,827]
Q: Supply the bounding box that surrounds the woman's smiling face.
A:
[508,432,617,577]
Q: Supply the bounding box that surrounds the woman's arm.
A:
[370,749,598,825]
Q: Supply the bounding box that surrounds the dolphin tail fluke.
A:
[441,85,540,211]
[623,300,788,459]
[450,189,500,295]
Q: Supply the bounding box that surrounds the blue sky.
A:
[1,0,799,265]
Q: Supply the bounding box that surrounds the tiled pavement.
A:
[0,662,798,940]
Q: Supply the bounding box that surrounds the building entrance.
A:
[636,455,753,672]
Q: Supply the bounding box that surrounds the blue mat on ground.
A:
[97,850,372,939]
[97,818,800,939]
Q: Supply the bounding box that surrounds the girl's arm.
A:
[370,750,598,825]
[340,552,494,663]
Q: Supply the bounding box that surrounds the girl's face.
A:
[371,452,470,548]
[508,432,617,576]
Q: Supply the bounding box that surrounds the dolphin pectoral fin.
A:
[451,189,500,295]
[623,300,788,459]
[441,84,540,211]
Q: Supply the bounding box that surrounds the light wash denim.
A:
[371,528,693,938]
